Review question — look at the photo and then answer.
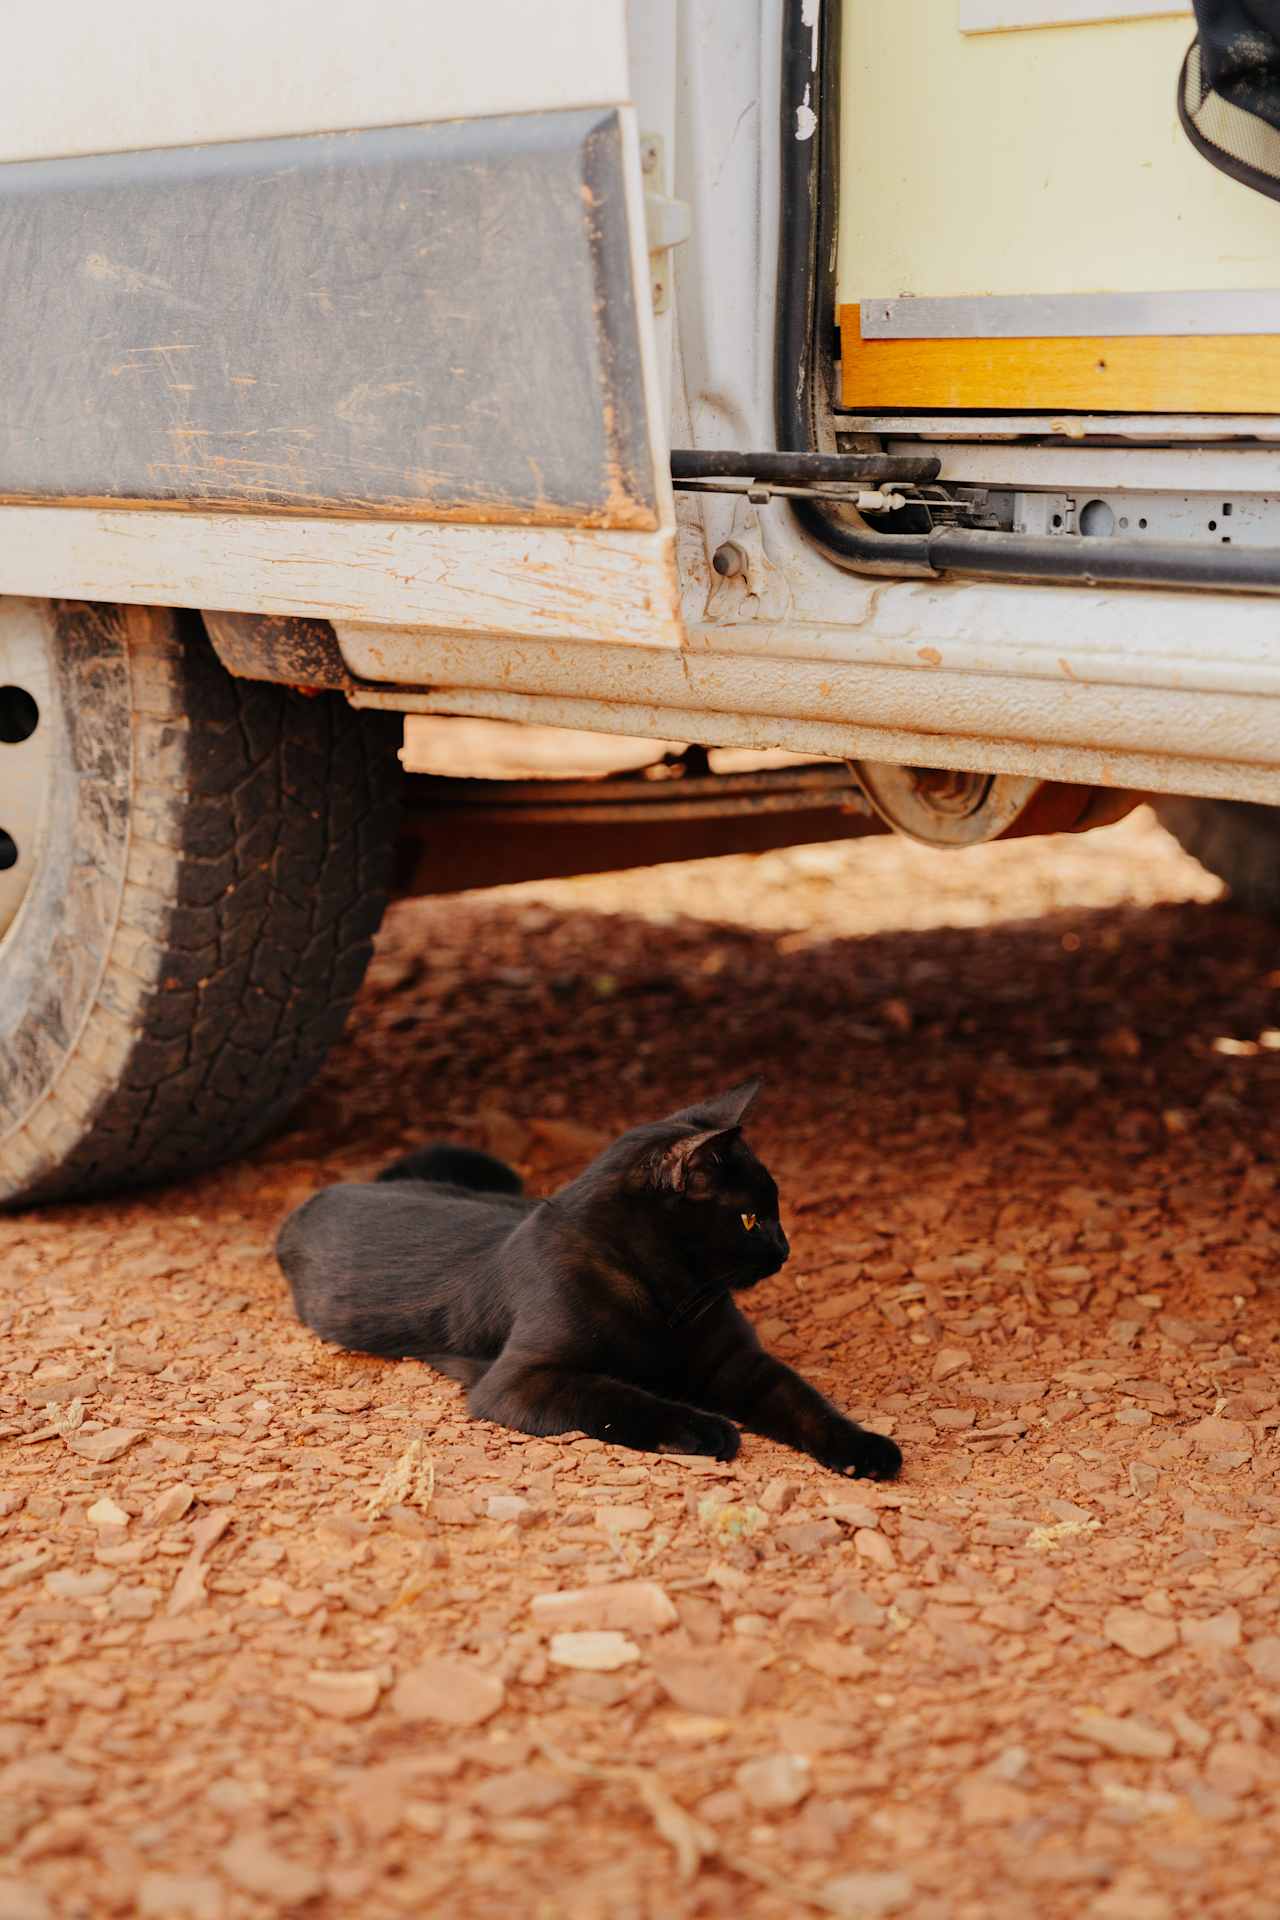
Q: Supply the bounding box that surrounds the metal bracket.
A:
[640,134,690,314]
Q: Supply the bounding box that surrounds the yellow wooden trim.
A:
[837,304,1280,413]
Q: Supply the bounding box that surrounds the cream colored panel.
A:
[0,0,630,164]
[839,2,1278,305]
[960,1,1189,29]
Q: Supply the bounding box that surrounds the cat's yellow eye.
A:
[741,1212,757,1231]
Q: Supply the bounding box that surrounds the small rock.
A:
[821,1870,913,1917]
[776,1519,840,1556]
[1103,1607,1178,1659]
[1244,1636,1280,1684]
[87,1496,129,1529]
[137,1872,223,1920]
[64,1427,141,1464]
[759,1478,799,1515]
[593,1505,652,1534]
[301,1668,382,1719]
[1075,1710,1175,1760]
[530,1580,676,1634]
[735,1753,810,1812]
[932,1408,975,1430]
[487,1495,536,1527]
[391,1658,505,1727]
[548,1631,639,1672]
[146,1485,195,1527]
[0,1881,52,1920]
[0,1550,53,1591]
[854,1528,895,1569]
[218,1832,321,1907]
[1186,1417,1252,1457]
[1181,1610,1242,1652]
[650,1650,753,1717]
[469,1769,572,1818]
[45,1568,115,1600]
[1128,1462,1159,1497]
[825,1498,879,1530]
[957,1778,1030,1825]
[932,1349,970,1383]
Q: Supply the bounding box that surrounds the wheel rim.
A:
[0,601,55,949]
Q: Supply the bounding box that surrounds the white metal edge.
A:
[0,511,684,650]
[350,683,1280,806]
[845,415,1280,441]
[958,0,1191,34]
[0,0,632,165]
[859,289,1280,340]
[888,441,1280,492]
[331,626,1280,786]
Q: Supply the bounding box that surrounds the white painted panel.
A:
[960,0,1190,31]
[0,511,683,649]
[840,4,1276,301]
[0,0,631,164]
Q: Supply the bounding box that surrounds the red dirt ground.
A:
[4,809,1280,1920]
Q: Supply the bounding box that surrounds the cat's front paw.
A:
[821,1423,902,1482]
[660,1412,741,1463]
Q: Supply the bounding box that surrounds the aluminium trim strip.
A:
[858,290,1280,340]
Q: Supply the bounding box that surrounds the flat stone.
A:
[735,1753,811,1812]
[64,1427,141,1464]
[137,1872,224,1920]
[821,1870,913,1917]
[1075,1710,1174,1760]
[218,1833,322,1907]
[86,1496,129,1529]
[854,1528,895,1569]
[1103,1607,1178,1659]
[300,1669,382,1719]
[469,1769,572,1818]
[1244,1636,1280,1684]
[530,1580,676,1634]
[1181,1610,1242,1652]
[593,1505,652,1534]
[390,1658,505,1727]
[957,1778,1030,1825]
[650,1650,752,1717]
[548,1631,639,1672]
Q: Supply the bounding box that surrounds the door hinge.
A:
[639,134,690,314]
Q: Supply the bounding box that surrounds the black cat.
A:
[277,1082,901,1479]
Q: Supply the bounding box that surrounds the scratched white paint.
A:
[332,621,1280,774]
[0,512,684,651]
[0,0,631,164]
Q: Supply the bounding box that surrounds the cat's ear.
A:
[666,1078,762,1133]
[647,1127,736,1197]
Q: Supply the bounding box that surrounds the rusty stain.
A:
[0,488,658,530]
[917,646,942,666]
[1059,657,1078,679]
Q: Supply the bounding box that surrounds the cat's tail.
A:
[375,1142,524,1196]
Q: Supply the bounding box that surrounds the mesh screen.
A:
[1179,3,1280,201]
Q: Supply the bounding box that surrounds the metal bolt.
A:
[712,542,747,578]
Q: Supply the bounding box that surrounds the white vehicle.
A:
[3,0,1278,1203]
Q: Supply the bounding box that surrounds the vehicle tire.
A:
[1153,795,1280,919]
[0,598,401,1207]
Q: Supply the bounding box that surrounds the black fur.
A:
[277,1082,901,1478]
[377,1143,524,1196]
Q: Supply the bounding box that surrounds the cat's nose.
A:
[773,1224,790,1261]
